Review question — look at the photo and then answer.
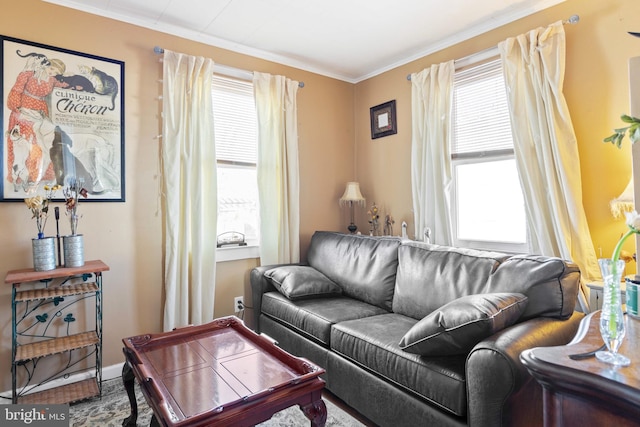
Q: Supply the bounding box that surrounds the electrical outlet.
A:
[234,296,244,312]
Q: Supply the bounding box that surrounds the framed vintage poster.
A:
[0,35,124,202]
[370,100,397,139]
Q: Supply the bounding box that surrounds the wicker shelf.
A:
[16,331,99,362]
[15,282,98,302]
[18,377,99,405]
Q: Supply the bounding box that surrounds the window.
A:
[212,75,260,260]
[450,58,528,253]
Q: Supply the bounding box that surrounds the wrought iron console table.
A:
[6,260,109,404]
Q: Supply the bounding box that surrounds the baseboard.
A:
[0,362,125,404]
[102,362,126,382]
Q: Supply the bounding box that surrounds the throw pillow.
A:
[264,265,342,300]
[399,292,528,356]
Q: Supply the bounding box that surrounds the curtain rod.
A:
[154,46,305,88]
[406,14,580,81]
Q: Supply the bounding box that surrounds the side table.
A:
[586,280,626,312]
[521,311,640,426]
[6,260,109,404]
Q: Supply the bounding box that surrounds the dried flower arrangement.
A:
[25,185,61,238]
[63,179,88,235]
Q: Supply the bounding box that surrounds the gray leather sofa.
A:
[250,231,584,427]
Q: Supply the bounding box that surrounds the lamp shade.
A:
[610,177,635,218]
[339,182,365,206]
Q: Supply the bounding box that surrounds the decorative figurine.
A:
[384,214,395,236]
[368,203,380,236]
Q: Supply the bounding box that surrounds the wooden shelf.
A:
[15,282,98,302]
[18,377,99,405]
[5,260,110,285]
[16,331,99,362]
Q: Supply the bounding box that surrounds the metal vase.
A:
[32,237,56,271]
[63,234,84,267]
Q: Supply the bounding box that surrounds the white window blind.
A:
[452,59,513,158]
[212,75,260,259]
[450,57,528,253]
[213,76,258,165]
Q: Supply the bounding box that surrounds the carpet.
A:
[69,378,366,426]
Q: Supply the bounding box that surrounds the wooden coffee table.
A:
[121,316,327,427]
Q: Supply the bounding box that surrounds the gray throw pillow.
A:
[264,266,342,300]
[399,292,528,356]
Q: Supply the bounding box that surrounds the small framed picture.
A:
[370,100,397,139]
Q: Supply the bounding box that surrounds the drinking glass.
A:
[596,258,630,366]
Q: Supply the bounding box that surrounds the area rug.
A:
[69,378,365,426]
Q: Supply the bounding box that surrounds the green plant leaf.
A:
[604,114,640,148]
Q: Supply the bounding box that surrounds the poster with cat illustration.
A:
[0,35,124,201]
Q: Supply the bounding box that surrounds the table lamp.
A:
[610,177,634,219]
[339,182,365,234]
[610,176,636,269]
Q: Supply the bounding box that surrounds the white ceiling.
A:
[43,0,565,83]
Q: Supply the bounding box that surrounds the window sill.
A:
[455,239,529,255]
[216,244,260,262]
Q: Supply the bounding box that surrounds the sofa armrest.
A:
[466,311,584,427]
[250,263,300,332]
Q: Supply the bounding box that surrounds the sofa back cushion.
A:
[307,231,401,311]
[393,242,509,319]
[393,241,580,321]
[485,254,580,320]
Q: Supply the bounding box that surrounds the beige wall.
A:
[354,0,640,265]
[0,0,353,392]
[1,0,638,393]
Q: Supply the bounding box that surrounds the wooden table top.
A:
[122,316,325,426]
[521,311,640,409]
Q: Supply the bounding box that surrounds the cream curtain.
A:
[499,22,600,281]
[410,61,455,244]
[253,72,300,265]
[161,50,217,331]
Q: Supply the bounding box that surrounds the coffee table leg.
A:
[150,414,161,427]
[301,399,327,427]
[122,361,138,427]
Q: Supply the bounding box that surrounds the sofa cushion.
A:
[307,231,401,311]
[393,241,509,319]
[485,255,580,320]
[331,314,467,417]
[399,293,528,356]
[261,291,388,346]
[264,265,342,300]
